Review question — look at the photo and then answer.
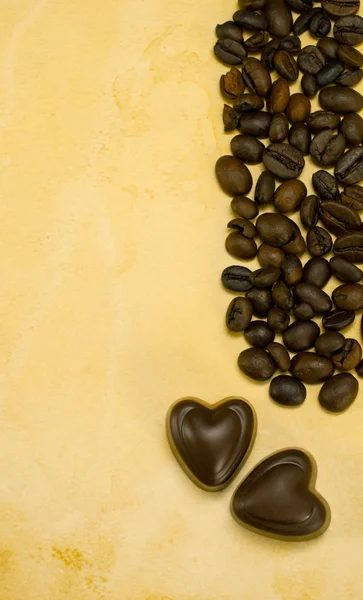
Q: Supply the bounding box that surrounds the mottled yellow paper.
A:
[0,1,363,599]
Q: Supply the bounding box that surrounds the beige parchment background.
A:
[1,0,363,598]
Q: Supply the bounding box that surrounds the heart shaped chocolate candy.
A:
[166,397,256,491]
[231,448,331,540]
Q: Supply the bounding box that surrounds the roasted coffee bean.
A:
[283,225,306,255]
[333,338,362,370]
[298,45,326,74]
[269,113,289,143]
[317,37,339,60]
[293,302,315,320]
[283,320,320,352]
[268,342,291,372]
[322,0,359,18]
[312,170,339,200]
[227,218,256,238]
[216,156,252,196]
[307,226,333,257]
[301,73,318,98]
[231,196,259,220]
[255,171,276,204]
[300,195,320,229]
[226,297,253,332]
[221,265,254,292]
[334,15,363,46]
[244,31,270,50]
[319,373,359,413]
[244,320,275,348]
[226,232,258,259]
[216,22,244,42]
[288,123,311,155]
[319,86,363,113]
[238,0,268,9]
[231,135,265,164]
[285,0,313,12]
[322,308,355,330]
[234,94,265,113]
[303,257,331,287]
[258,244,285,267]
[267,307,291,332]
[293,9,316,35]
[242,58,272,97]
[264,0,293,38]
[290,352,334,383]
[267,78,290,114]
[274,50,299,81]
[281,254,303,286]
[335,147,363,185]
[294,282,332,313]
[233,9,268,30]
[223,105,239,132]
[310,130,346,167]
[269,375,306,406]
[273,179,307,214]
[220,67,245,101]
[355,359,363,377]
[306,110,340,132]
[339,114,363,147]
[330,256,363,283]
[280,35,301,54]
[262,38,281,71]
[249,265,281,288]
[310,10,331,38]
[319,201,361,236]
[340,185,363,210]
[315,331,345,356]
[337,45,363,68]
[316,60,344,87]
[214,39,247,65]
[246,288,274,317]
[263,143,304,179]
[238,347,277,381]
[272,280,294,310]
[286,94,311,124]
[333,283,363,310]
[256,213,294,246]
[336,67,363,86]
[239,111,272,138]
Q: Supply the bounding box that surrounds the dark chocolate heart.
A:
[231,448,331,540]
[166,397,256,491]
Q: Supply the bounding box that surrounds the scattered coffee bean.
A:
[306,110,340,132]
[319,85,363,113]
[216,22,244,42]
[301,72,318,98]
[269,113,289,143]
[263,143,305,179]
[336,67,363,86]
[255,171,276,204]
[333,283,363,310]
[244,320,275,348]
[250,265,281,288]
[283,225,307,255]
[288,123,311,155]
[330,256,363,283]
[214,39,247,65]
[286,94,311,124]
[234,94,265,113]
[267,78,290,113]
[293,10,316,36]
[310,130,346,167]
[258,244,285,267]
[294,282,332,313]
[316,60,344,87]
[333,338,362,370]
[283,320,320,352]
[335,147,363,185]
[322,308,355,330]
[267,343,291,372]
[226,231,258,259]
[312,170,339,200]
[222,265,254,292]
[310,10,331,38]
[242,58,272,97]
[233,9,268,30]
[261,38,281,71]
[303,257,331,287]
[339,113,363,147]
[220,67,245,101]
[317,36,339,60]
[319,373,359,413]
[244,31,270,51]
[246,288,273,317]
[285,0,313,12]
[264,0,293,38]
[231,134,265,164]
[274,50,299,81]
[307,226,333,257]
[355,359,363,377]
[216,156,253,196]
[281,254,303,286]
[256,212,294,246]
[223,105,239,132]
[293,302,315,320]
[298,45,326,74]
[273,179,307,214]
[238,347,276,381]
[315,331,346,356]
[322,0,359,18]
[231,196,259,220]
[337,45,363,68]
[269,375,307,406]
[319,201,361,236]
[239,111,272,138]
[226,297,253,331]
[267,307,291,332]
[290,352,334,383]
[280,35,301,54]
[227,218,257,238]
[272,279,294,310]
[334,15,363,46]
[340,184,363,210]
[334,232,363,263]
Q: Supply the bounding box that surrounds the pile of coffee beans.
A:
[215,0,363,413]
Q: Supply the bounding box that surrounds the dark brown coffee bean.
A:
[220,67,245,101]
[333,283,363,310]
[307,226,333,257]
[264,0,293,38]
[280,36,301,54]
[283,320,320,352]
[286,93,311,124]
[267,343,291,372]
[238,0,268,9]
[267,307,291,332]
[285,0,312,12]
[320,201,361,236]
[334,15,363,46]
[322,0,359,18]
[267,78,290,114]
[298,45,325,74]
[341,184,363,210]
[339,114,363,147]
[234,94,265,113]
[244,320,275,348]
[330,256,363,283]
[282,225,306,255]
[262,38,281,71]
[288,123,311,155]
[231,135,265,164]
[290,352,334,383]
[274,50,299,81]
[322,308,355,330]
[306,110,340,132]
[310,11,331,38]
[222,265,254,292]
[256,212,294,246]
[355,358,363,377]
[294,282,332,313]
[317,37,339,60]
[335,147,363,185]
[316,60,344,87]
[263,143,304,179]
[255,171,276,205]
[293,302,315,320]
[214,39,247,65]
[231,196,259,220]
[233,9,268,30]
[246,288,273,317]
[334,232,363,262]
[258,244,285,267]
[272,280,294,310]
[281,255,303,286]
[301,73,318,98]
[216,22,244,42]
[337,45,363,68]
[300,195,320,229]
[239,112,272,138]
[312,170,339,200]
[223,105,239,132]
[336,67,363,86]
[303,257,331,287]
[227,218,256,238]
[225,232,258,259]
[293,10,316,36]
[249,265,281,288]
[226,297,253,332]
[315,331,345,356]
[216,156,253,196]
[319,86,363,114]
[319,373,359,413]
[238,347,276,381]
[269,375,306,406]
[269,113,289,143]
[244,31,270,51]
[333,338,362,370]
[273,179,307,214]
[242,58,272,97]
[310,130,346,167]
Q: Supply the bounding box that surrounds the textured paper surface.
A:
[1,1,363,598]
